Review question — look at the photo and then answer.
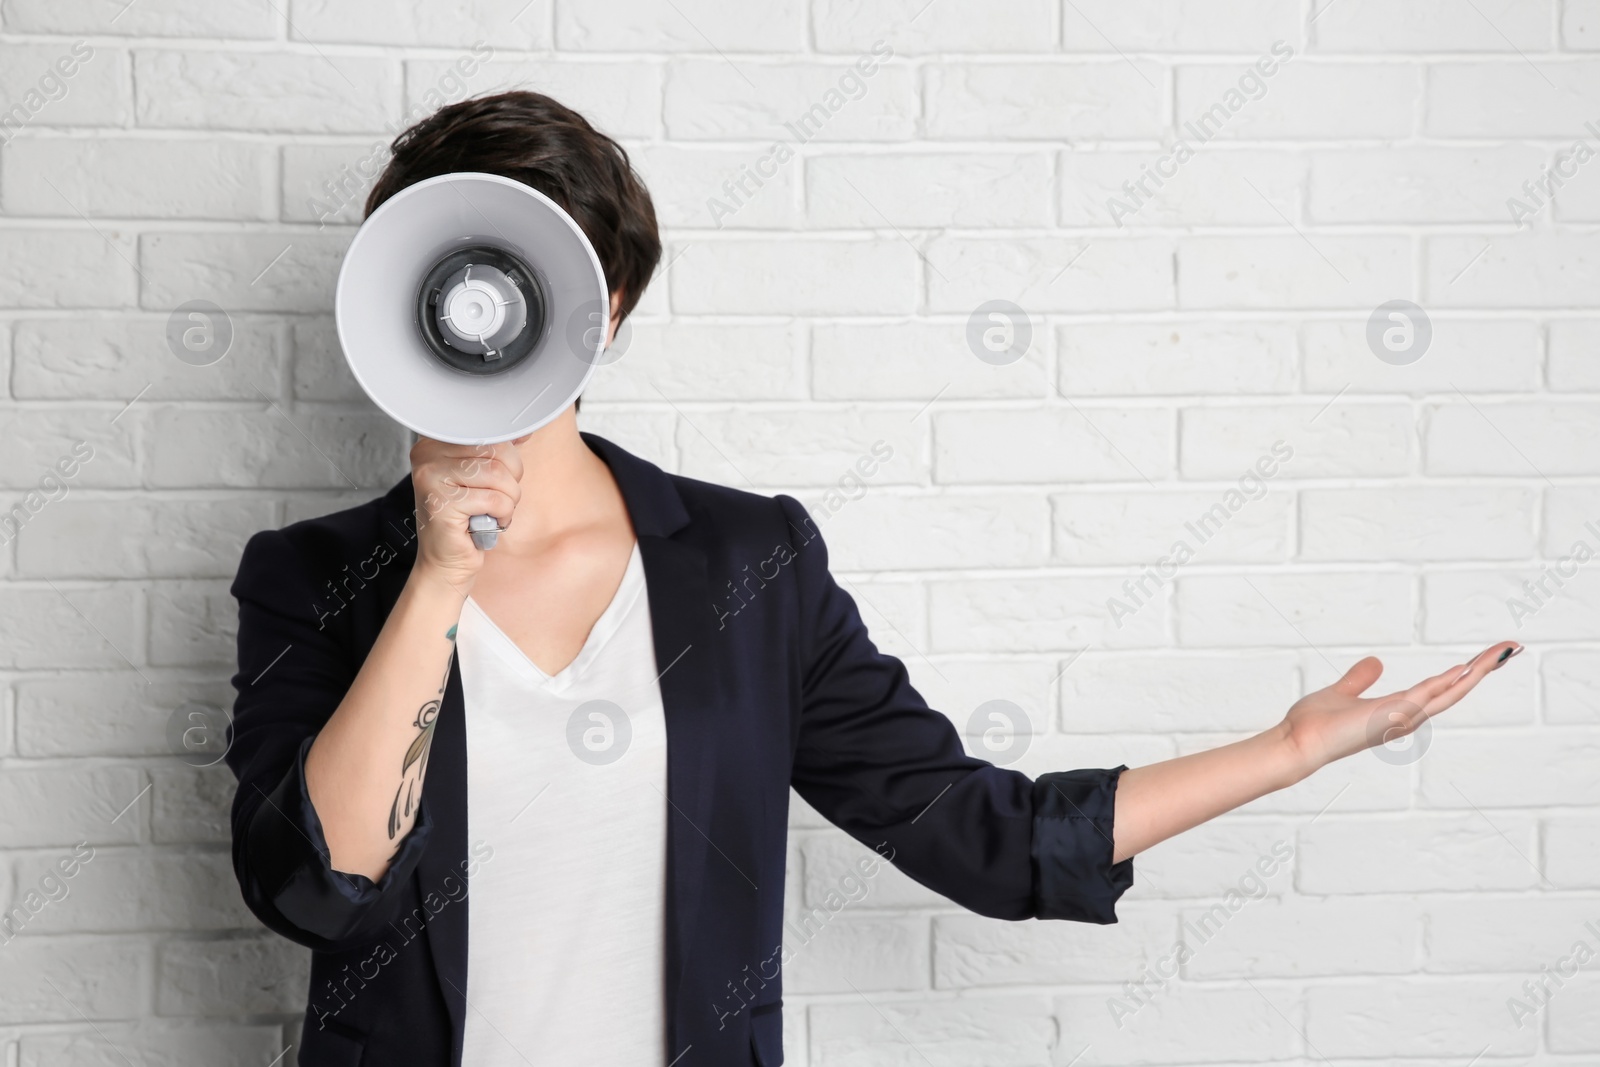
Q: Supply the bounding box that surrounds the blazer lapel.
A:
[637,534,719,1057]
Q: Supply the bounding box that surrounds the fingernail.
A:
[1495,647,1513,665]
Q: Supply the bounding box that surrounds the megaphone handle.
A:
[468,514,501,551]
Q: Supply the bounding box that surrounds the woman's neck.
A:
[493,405,627,550]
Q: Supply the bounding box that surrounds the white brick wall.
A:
[1,1,1597,1064]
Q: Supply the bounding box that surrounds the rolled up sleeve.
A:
[1031,767,1134,924]
[226,527,429,951]
[242,735,434,944]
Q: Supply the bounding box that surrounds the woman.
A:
[226,92,1519,1067]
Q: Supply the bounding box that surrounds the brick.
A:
[1545,486,1600,555]
[1183,896,1421,978]
[144,409,405,489]
[0,231,139,309]
[1052,488,1290,565]
[935,407,1175,485]
[1061,148,1306,229]
[930,576,1168,652]
[1306,979,1537,1058]
[633,144,798,229]
[1550,320,1600,390]
[2,1,275,37]
[1178,61,1420,139]
[674,409,925,488]
[813,321,1049,401]
[664,59,915,141]
[585,320,803,401]
[1428,235,1600,309]
[1180,404,1410,479]
[20,1022,285,1067]
[0,585,140,670]
[405,57,658,138]
[810,997,1054,1066]
[1176,235,1412,310]
[0,44,132,131]
[1424,401,1600,477]
[1070,0,1303,49]
[1427,62,1600,137]
[1299,486,1537,561]
[138,232,350,314]
[134,51,400,133]
[1133,819,1298,902]
[1546,818,1600,887]
[1309,146,1548,223]
[0,409,137,487]
[888,657,1061,739]
[16,673,232,757]
[1550,975,1600,1052]
[784,916,929,994]
[825,578,925,659]
[1568,0,1600,48]
[669,238,919,315]
[1312,0,1554,51]
[800,831,946,910]
[290,316,362,402]
[292,1,547,47]
[18,498,275,579]
[928,237,1175,314]
[1425,568,1600,643]
[814,0,1055,53]
[571,409,677,470]
[1301,317,1540,395]
[14,848,251,932]
[2,138,272,219]
[151,765,236,844]
[1419,730,1600,809]
[1544,650,1600,724]
[0,766,144,847]
[925,62,1165,140]
[1424,896,1600,972]
[1298,814,1540,893]
[0,938,147,1023]
[558,0,805,51]
[814,491,1049,571]
[1059,321,1295,396]
[1175,571,1414,647]
[158,936,310,1016]
[1058,652,1298,733]
[278,142,388,228]
[147,581,240,667]
[1055,985,1298,1065]
[933,907,1171,987]
[12,316,290,401]
[807,152,1052,229]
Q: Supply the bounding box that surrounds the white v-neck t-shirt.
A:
[456,542,668,1065]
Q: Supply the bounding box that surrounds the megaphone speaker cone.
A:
[335,171,610,448]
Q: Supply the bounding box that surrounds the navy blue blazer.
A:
[226,433,1133,1067]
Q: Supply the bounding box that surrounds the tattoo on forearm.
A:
[388,625,457,841]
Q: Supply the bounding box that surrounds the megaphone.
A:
[335,171,609,550]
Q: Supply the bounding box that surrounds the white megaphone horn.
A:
[335,172,610,550]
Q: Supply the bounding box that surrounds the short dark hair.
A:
[365,91,660,324]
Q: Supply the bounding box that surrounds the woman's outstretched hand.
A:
[1110,640,1524,864]
[1279,640,1522,777]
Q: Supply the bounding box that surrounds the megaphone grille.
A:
[335,172,609,446]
